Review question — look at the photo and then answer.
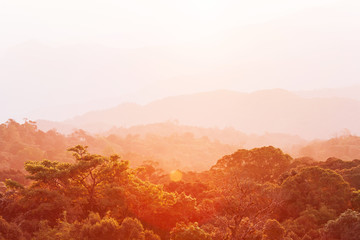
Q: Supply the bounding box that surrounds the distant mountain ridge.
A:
[296,86,360,101]
[36,89,360,139]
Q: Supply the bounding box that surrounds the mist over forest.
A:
[2,0,360,239]
[34,88,360,140]
[3,87,360,240]
[2,99,360,239]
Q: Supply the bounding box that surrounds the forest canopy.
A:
[1,120,360,239]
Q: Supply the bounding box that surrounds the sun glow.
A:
[169,170,183,182]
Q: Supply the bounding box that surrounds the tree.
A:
[340,165,360,189]
[170,222,212,240]
[211,146,292,183]
[32,213,160,240]
[24,145,130,214]
[0,216,24,240]
[282,206,336,239]
[322,209,360,240]
[217,182,279,240]
[262,219,285,240]
[280,167,351,219]
[204,148,286,240]
[118,217,146,240]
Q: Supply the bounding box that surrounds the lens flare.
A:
[169,170,183,182]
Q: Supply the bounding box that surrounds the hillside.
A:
[298,135,360,161]
[37,89,360,139]
[0,120,237,172]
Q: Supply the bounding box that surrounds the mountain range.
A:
[37,89,360,140]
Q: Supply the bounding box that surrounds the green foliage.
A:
[340,165,360,189]
[213,179,280,240]
[299,135,360,162]
[32,219,71,240]
[24,145,129,214]
[322,209,360,240]
[24,160,72,190]
[144,229,161,240]
[282,206,336,238]
[118,217,145,240]
[32,213,161,240]
[20,189,71,226]
[262,219,285,240]
[74,212,122,240]
[0,119,70,170]
[4,179,24,190]
[235,217,263,240]
[0,216,24,240]
[317,157,360,171]
[211,146,292,183]
[127,178,198,232]
[170,222,212,240]
[0,169,28,186]
[281,167,352,219]
[32,212,123,240]
[3,139,360,239]
[351,190,360,211]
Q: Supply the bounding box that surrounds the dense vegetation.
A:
[298,134,360,161]
[1,120,360,239]
[0,120,236,172]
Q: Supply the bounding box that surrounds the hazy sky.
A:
[1,0,360,122]
[0,0,342,48]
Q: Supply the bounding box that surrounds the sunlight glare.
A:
[169,170,183,182]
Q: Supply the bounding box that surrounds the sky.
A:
[1,0,360,122]
[0,0,342,48]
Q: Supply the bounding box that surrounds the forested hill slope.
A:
[298,135,360,161]
[0,120,237,172]
[38,89,360,139]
